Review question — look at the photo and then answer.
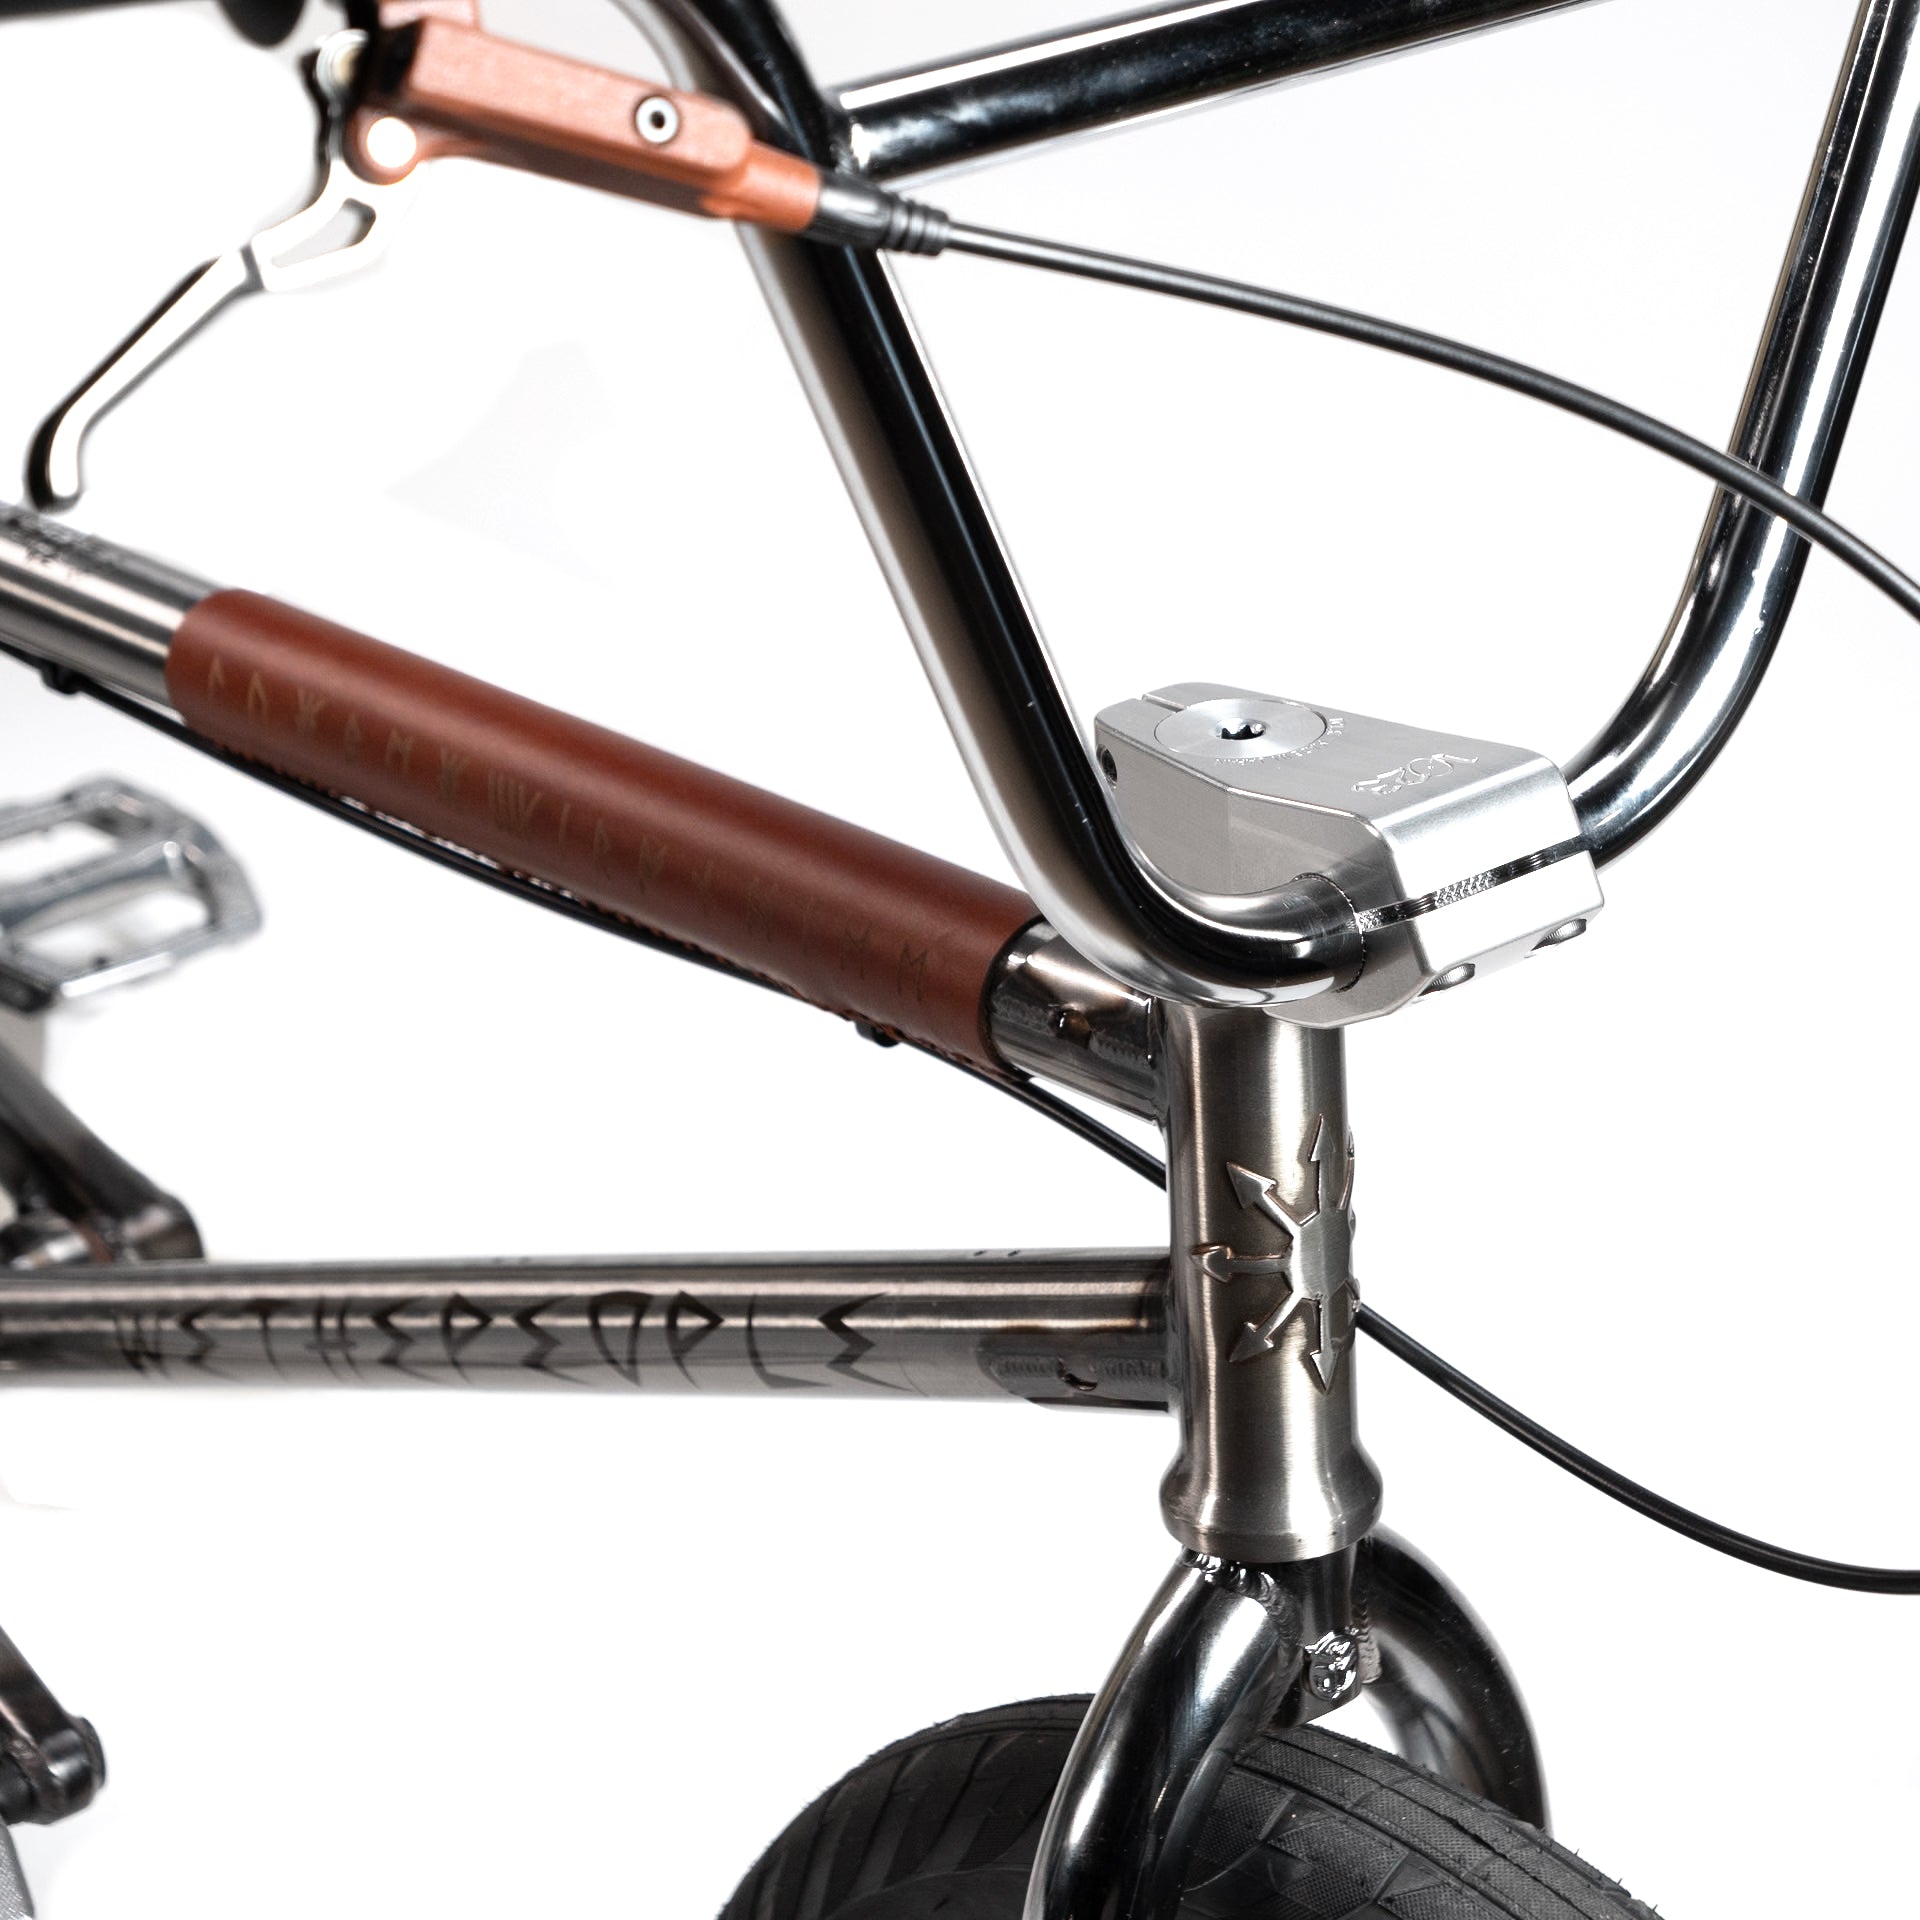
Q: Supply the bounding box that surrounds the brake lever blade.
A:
[25,250,259,513]
[24,29,417,514]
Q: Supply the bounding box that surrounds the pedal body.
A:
[0,781,261,1013]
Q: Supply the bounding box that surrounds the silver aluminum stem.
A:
[1159,1007,1381,1562]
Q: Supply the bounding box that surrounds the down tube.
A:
[0,1252,1169,1405]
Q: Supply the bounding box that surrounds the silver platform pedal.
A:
[0,781,262,1012]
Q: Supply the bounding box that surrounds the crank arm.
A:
[0,1624,109,1918]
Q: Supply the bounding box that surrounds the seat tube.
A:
[1159,1005,1383,1563]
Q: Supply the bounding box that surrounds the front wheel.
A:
[724,1696,1657,1920]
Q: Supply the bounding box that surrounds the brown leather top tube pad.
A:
[169,591,1037,1069]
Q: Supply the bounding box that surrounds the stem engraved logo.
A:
[1197,1117,1357,1391]
[1352,753,1477,799]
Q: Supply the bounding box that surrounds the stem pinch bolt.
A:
[634,95,681,145]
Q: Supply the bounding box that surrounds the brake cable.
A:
[1000,1092,1920,1596]
[883,218,1918,631]
[1355,1306,1920,1595]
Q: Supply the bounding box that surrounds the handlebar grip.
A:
[167,591,1038,1070]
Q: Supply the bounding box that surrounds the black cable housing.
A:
[932,221,1920,634]
[1065,1092,1920,1593]
[1025,1081,1920,1592]
[1358,1305,1920,1595]
[1040,1082,1920,1592]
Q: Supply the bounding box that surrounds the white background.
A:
[2,0,1918,1913]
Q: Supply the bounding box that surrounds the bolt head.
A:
[1306,1632,1360,1701]
[635,95,682,145]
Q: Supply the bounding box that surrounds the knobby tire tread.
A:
[722,1697,1658,1920]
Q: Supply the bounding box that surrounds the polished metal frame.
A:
[3,1,1919,1914]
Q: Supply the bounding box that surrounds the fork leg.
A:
[1023,1552,1310,1920]
[1361,1529,1549,1829]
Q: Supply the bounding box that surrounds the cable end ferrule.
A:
[806,175,951,254]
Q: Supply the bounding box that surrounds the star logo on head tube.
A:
[1195,1117,1357,1391]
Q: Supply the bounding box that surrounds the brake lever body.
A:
[24,6,917,511]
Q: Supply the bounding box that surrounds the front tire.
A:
[724,1696,1657,1920]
